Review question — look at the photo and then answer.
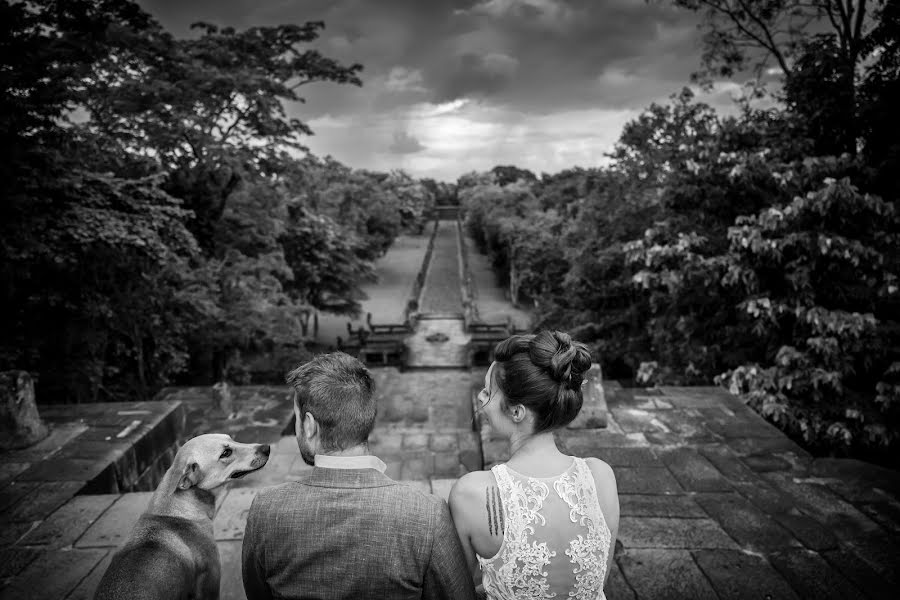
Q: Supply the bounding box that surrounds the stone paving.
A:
[420,220,464,315]
[4,377,899,599]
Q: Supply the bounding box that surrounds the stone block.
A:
[0,370,48,450]
[692,549,800,600]
[2,547,109,600]
[0,547,43,579]
[214,488,258,541]
[619,494,707,518]
[5,481,85,523]
[657,448,733,493]
[615,467,683,495]
[0,480,40,512]
[573,447,660,468]
[604,560,635,600]
[217,540,245,600]
[617,549,718,599]
[693,492,802,551]
[400,455,434,481]
[823,545,898,600]
[21,494,118,549]
[769,548,867,599]
[697,445,760,483]
[617,517,738,549]
[57,550,112,600]
[402,432,429,450]
[429,433,458,452]
[761,473,883,542]
[75,492,153,548]
[567,364,607,429]
[433,451,461,477]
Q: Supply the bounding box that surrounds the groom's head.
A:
[286,352,376,465]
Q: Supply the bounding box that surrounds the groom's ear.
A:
[302,411,318,440]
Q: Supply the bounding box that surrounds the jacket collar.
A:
[299,464,397,489]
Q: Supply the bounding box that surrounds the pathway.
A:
[464,231,531,329]
[313,231,432,346]
[419,220,463,314]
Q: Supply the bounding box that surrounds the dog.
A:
[94,433,270,600]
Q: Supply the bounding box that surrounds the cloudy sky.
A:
[139,0,748,181]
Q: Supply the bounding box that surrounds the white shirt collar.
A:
[313,454,387,473]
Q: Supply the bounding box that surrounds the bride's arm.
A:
[587,457,620,586]
[448,473,481,576]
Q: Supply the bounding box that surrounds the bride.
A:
[449,330,620,599]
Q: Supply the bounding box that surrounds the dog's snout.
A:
[258,444,271,457]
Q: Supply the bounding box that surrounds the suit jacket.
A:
[242,466,477,600]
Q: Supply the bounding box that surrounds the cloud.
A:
[434,52,520,101]
[389,131,426,154]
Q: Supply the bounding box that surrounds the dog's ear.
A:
[178,462,201,490]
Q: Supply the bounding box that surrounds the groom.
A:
[242,352,476,599]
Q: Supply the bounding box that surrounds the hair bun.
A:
[528,330,591,390]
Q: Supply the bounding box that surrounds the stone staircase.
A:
[404,316,471,368]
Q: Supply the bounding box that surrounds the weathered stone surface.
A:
[0,546,43,579]
[217,540,245,600]
[619,494,707,518]
[617,549,718,599]
[615,467,684,495]
[762,473,884,541]
[697,445,760,482]
[214,488,258,541]
[0,480,40,512]
[429,433,457,452]
[0,521,33,547]
[59,549,112,600]
[726,436,810,458]
[21,493,118,549]
[1,547,108,600]
[75,492,153,548]
[693,493,802,551]
[732,480,841,551]
[5,481,85,523]
[769,549,867,599]
[578,447,660,468]
[859,499,900,535]
[823,544,898,600]
[618,517,738,549]
[402,432,429,449]
[605,560,636,600]
[657,448,733,492]
[0,370,48,450]
[692,549,800,600]
[742,454,793,472]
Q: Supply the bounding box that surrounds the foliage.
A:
[0,0,407,402]
[716,177,899,456]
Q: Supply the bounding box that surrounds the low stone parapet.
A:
[567,363,608,429]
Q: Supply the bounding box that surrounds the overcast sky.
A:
[139,0,748,181]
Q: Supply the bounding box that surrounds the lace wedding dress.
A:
[477,457,611,599]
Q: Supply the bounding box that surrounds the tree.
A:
[76,14,363,249]
[671,0,880,155]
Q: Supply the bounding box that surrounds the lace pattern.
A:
[478,458,611,600]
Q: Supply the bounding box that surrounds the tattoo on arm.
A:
[485,487,504,536]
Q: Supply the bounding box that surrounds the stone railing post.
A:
[567,363,608,429]
[0,370,49,450]
[211,380,233,417]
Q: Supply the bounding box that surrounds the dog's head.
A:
[174,433,270,492]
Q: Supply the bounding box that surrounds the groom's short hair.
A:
[286,352,376,451]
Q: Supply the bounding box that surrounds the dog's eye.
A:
[220,448,232,459]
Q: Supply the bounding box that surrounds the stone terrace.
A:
[3,380,900,599]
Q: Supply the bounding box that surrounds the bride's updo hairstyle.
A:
[493,330,592,433]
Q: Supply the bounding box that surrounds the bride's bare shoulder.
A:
[583,457,617,487]
[450,469,497,500]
